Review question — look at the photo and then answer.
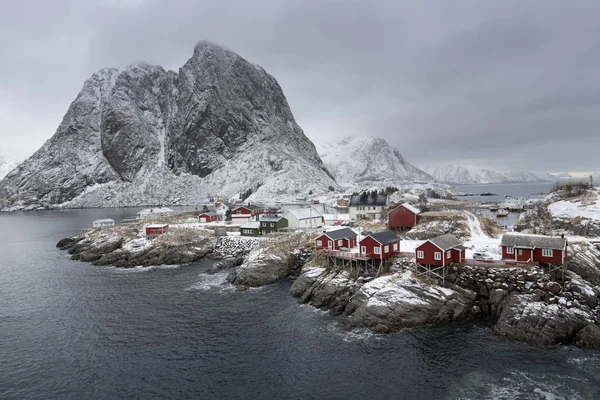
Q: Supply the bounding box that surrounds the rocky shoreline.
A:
[58,227,600,349]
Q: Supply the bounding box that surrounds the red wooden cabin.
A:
[315,228,358,250]
[500,233,567,265]
[359,231,401,259]
[388,202,421,230]
[415,234,466,266]
[198,212,220,223]
[145,223,169,236]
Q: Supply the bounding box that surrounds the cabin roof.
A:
[241,221,261,229]
[365,231,400,245]
[427,234,463,251]
[322,227,357,240]
[285,208,323,220]
[500,233,566,250]
[199,212,219,217]
[146,223,168,228]
[260,215,286,222]
[398,202,421,214]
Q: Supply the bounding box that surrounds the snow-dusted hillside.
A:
[319,137,432,186]
[0,150,19,180]
[0,41,337,210]
[425,165,555,185]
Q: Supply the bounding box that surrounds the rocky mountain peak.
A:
[0,41,336,210]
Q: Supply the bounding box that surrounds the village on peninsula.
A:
[57,174,600,349]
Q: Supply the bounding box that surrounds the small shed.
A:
[315,228,358,250]
[415,234,465,266]
[93,219,115,228]
[500,233,567,264]
[388,202,421,230]
[240,221,262,237]
[259,215,288,234]
[283,208,324,229]
[359,231,401,259]
[198,212,220,223]
[145,224,169,236]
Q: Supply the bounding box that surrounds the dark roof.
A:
[366,231,400,245]
[348,194,388,207]
[500,233,566,250]
[428,234,463,251]
[323,228,357,240]
[235,204,262,211]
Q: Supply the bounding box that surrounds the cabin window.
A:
[338,240,343,246]
[262,223,266,227]
[384,245,389,253]
[542,249,553,257]
[328,241,333,248]
[434,252,441,260]
[417,250,424,259]
[506,247,514,254]
[316,240,322,246]
[518,249,523,256]
[374,247,381,254]
[447,250,451,258]
[270,223,274,227]
[393,243,398,251]
[361,246,366,254]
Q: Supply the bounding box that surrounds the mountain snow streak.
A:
[0,41,336,210]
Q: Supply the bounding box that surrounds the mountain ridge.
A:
[0,41,337,210]
[424,164,556,185]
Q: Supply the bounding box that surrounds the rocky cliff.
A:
[0,150,19,180]
[0,41,336,210]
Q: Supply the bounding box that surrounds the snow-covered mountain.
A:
[0,150,19,180]
[319,137,432,185]
[0,41,337,210]
[425,165,555,185]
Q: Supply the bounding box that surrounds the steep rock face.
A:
[0,41,336,210]
[319,136,432,185]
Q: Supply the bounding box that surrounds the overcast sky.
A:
[1,0,600,173]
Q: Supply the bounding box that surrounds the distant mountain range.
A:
[424,165,556,185]
[0,150,19,180]
[319,136,432,186]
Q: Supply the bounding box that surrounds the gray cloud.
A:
[1,0,599,173]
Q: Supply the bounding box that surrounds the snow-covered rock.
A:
[0,149,19,180]
[425,164,555,185]
[319,136,432,186]
[0,41,337,210]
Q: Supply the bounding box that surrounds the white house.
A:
[137,207,175,221]
[283,207,323,229]
[348,194,388,220]
[93,219,115,228]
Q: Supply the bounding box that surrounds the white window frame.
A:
[384,245,389,253]
[270,223,275,227]
[316,240,322,247]
[542,249,553,257]
[393,243,398,251]
[374,247,381,255]
[447,250,451,258]
[338,240,343,246]
[518,249,523,256]
[417,250,424,259]
[361,246,367,254]
[434,252,441,260]
[328,241,333,249]
[506,246,514,254]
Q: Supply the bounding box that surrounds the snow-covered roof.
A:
[199,212,219,217]
[500,233,566,250]
[399,202,420,214]
[241,221,261,229]
[364,231,400,245]
[138,207,174,215]
[285,207,322,220]
[260,215,286,222]
[427,234,463,251]
[93,218,115,224]
[146,223,168,228]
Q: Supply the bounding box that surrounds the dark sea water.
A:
[1,208,599,399]
[453,182,555,203]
